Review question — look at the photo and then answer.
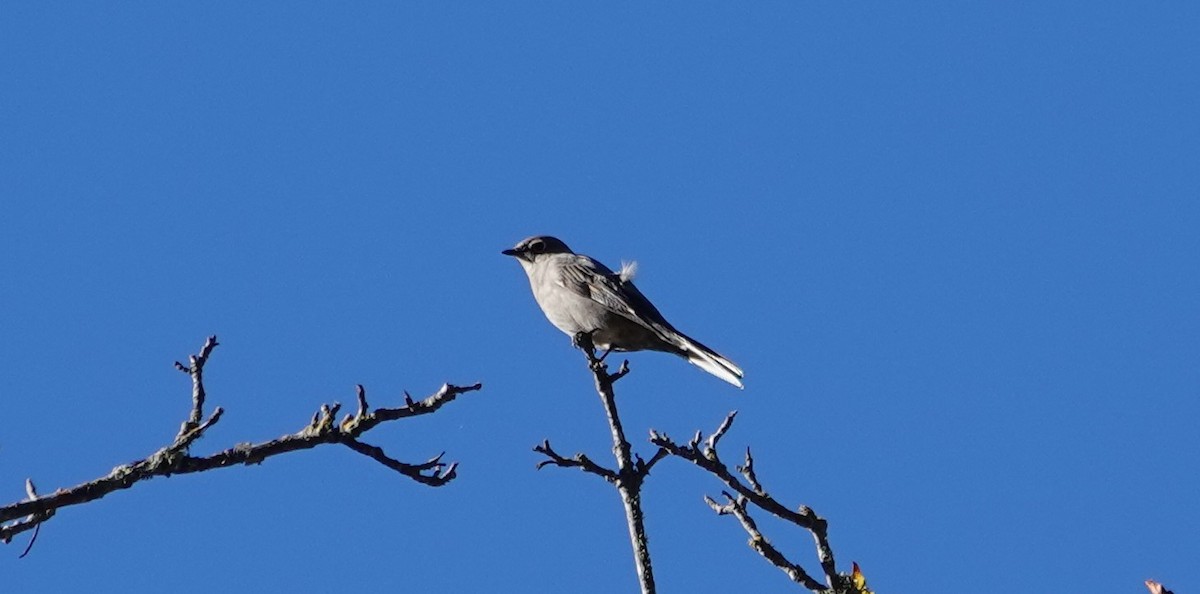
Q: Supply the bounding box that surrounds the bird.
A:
[503,235,744,388]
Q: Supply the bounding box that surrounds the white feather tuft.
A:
[619,260,638,283]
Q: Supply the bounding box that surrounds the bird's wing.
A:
[556,254,744,386]
[557,255,677,333]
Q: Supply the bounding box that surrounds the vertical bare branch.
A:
[534,334,661,594]
[173,335,218,438]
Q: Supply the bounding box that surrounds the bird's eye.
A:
[529,240,545,253]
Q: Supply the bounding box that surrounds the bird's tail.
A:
[677,335,744,389]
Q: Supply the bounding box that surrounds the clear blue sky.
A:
[2,4,1197,593]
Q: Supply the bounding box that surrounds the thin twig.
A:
[13,479,45,557]
[533,440,617,481]
[706,492,827,591]
[341,440,457,487]
[173,335,218,439]
[636,448,670,478]
[650,412,841,590]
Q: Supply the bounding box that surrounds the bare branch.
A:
[355,384,369,419]
[342,440,456,487]
[9,479,48,557]
[533,332,658,594]
[609,359,631,382]
[740,447,764,495]
[341,382,482,435]
[707,410,738,452]
[636,447,670,478]
[706,492,827,592]
[651,412,841,590]
[170,406,224,453]
[173,335,218,438]
[0,336,483,548]
[533,440,617,481]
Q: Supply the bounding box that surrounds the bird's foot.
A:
[572,331,598,359]
[574,331,614,373]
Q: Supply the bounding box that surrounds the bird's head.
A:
[502,236,573,263]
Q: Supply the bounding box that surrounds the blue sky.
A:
[2,3,1197,592]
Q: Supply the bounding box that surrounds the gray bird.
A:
[503,236,744,388]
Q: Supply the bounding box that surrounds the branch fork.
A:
[0,336,483,551]
[651,412,856,593]
[533,333,661,594]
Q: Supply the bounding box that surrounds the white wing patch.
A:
[618,260,638,283]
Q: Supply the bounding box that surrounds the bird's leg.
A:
[573,331,612,373]
[572,330,598,360]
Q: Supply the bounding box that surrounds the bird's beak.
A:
[501,248,520,257]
